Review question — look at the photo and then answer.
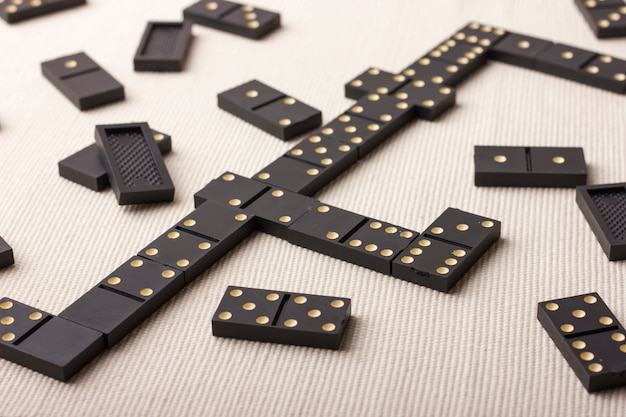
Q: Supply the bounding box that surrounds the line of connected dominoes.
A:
[3,21,626,382]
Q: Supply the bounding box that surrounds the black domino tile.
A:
[194,172,269,209]
[579,55,626,93]
[0,299,104,381]
[474,146,587,187]
[487,32,554,69]
[252,96,322,140]
[59,128,171,192]
[538,293,626,391]
[0,236,14,269]
[244,187,315,238]
[41,52,124,111]
[393,79,456,121]
[183,1,280,39]
[134,21,193,72]
[286,135,356,168]
[212,286,351,349]
[217,79,285,113]
[347,93,413,127]
[286,203,368,259]
[60,257,185,347]
[344,67,409,100]
[319,113,393,159]
[576,182,626,261]
[254,156,336,196]
[452,22,507,48]
[339,219,418,275]
[176,200,256,243]
[534,43,598,84]
[402,56,468,87]
[426,39,488,75]
[95,123,175,205]
[0,0,85,24]
[575,0,626,38]
[392,208,500,292]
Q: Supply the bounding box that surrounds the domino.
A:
[183,0,280,39]
[139,201,255,284]
[194,172,269,209]
[579,55,626,94]
[347,93,413,127]
[474,146,587,187]
[344,68,408,100]
[60,257,185,347]
[0,0,85,24]
[576,182,626,260]
[575,0,626,38]
[58,128,171,192]
[218,79,322,140]
[537,293,626,391]
[318,114,392,159]
[487,32,554,69]
[402,56,468,87]
[534,43,597,85]
[254,156,337,196]
[452,22,507,48]
[0,298,104,381]
[212,286,351,349]
[393,79,456,121]
[95,123,175,205]
[426,39,488,76]
[134,21,193,72]
[244,187,314,238]
[0,236,14,269]
[392,208,500,292]
[41,52,124,110]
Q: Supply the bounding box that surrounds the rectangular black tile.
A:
[534,43,598,84]
[393,79,456,120]
[0,0,85,24]
[0,236,14,269]
[575,0,626,38]
[134,21,193,72]
[487,32,554,69]
[344,67,409,100]
[193,172,269,209]
[319,113,396,159]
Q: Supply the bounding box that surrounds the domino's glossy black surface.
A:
[487,32,554,69]
[134,21,193,72]
[347,93,413,127]
[285,135,357,168]
[287,203,368,258]
[535,43,598,84]
[217,79,284,112]
[60,257,184,347]
[393,79,456,120]
[0,0,85,24]
[338,219,418,274]
[59,128,171,192]
[244,187,314,238]
[344,67,409,100]
[212,286,351,349]
[402,56,467,87]
[576,182,626,260]
[0,236,14,269]
[578,55,626,93]
[452,22,507,48]
[538,293,626,391]
[252,96,322,140]
[95,123,175,205]
[575,0,626,38]
[41,52,124,110]
[254,156,335,196]
[319,114,392,158]
[474,146,587,187]
[183,0,280,39]
[0,299,104,381]
[176,200,256,243]
[194,172,269,209]
[392,208,500,292]
[426,39,488,76]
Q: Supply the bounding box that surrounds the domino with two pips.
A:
[218,79,322,140]
[41,52,124,110]
[575,0,626,38]
[474,146,587,187]
[538,293,626,391]
[0,0,85,24]
[0,298,105,381]
[392,208,500,292]
[183,0,280,39]
[212,286,351,349]
[134,21,193,72]
[576,182,626,260]
[95,122,175,205]
[58,128,171,192]
[0,236,14,269]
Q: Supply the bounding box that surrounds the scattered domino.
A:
[575,0,626,38]
[0,0,85,24]
[95,123,175,205]
[218,79,322,140]
[576,182,626,260]
[0,236,14,269]
[41,52,124,110]
[538,293,626,392]
[474,146,587,187]
[134,21,193,72]
[212,286,351,349]
[183,0,280,39]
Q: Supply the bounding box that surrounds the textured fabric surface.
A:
[1,0,626,416]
